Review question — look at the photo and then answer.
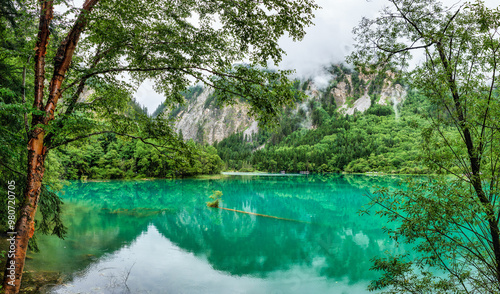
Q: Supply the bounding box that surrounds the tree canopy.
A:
[350,0,500,292]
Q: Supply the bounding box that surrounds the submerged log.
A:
[216,207,309,224]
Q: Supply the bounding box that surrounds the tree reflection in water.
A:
[29,175,408,293]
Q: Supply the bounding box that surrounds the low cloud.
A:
[134,80,165,115]
[277,0,384,79]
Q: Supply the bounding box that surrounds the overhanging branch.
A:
[49,130,181,158]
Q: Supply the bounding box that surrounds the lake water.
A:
[29,173,406,293]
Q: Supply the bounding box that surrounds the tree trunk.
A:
[2,0,53,290]
[2,129,47,293]
[436,42,500,285]
[2,0,99,292]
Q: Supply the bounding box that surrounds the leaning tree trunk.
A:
[2,129,47,293]
[2,0,99,292]
[2,0,52,290]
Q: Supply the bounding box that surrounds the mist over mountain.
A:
[153,64,407,145]
[151,64,431,175]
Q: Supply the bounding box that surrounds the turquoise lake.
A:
[29,173,407,293]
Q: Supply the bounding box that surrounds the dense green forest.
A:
[45,97,223,181]
[214,78,433,174]
[49,126,223,181]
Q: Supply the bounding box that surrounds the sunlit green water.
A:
[29,173,407,293]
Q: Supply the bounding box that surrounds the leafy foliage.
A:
[52,135,224,180]
[350,0,500,292]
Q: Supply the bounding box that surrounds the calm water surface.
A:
[29,173,407,293]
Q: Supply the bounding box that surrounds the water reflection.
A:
[29,175,406,293]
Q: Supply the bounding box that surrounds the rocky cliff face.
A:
[159,65,407,144]
[378,82,406,118]
[172,88,255,145]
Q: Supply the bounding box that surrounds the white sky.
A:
[128,0,496,114]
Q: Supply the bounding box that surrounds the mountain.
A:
[209,65,430,174]
[153,64,408,145]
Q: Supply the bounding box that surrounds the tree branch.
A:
[49,131,180,158]
[32,0,54,126]
[43,0,100,125]
[0,162,26,178]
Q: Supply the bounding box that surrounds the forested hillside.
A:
[215,89,432,174]
[151,63,431,174]
[200,63,440,174]
[153,64,407,145]
[153,64,431,174]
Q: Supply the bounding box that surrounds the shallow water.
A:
[28,174,406,293]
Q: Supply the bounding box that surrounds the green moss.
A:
[207,190,223,208]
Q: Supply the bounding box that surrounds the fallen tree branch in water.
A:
[215,207,310,224]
